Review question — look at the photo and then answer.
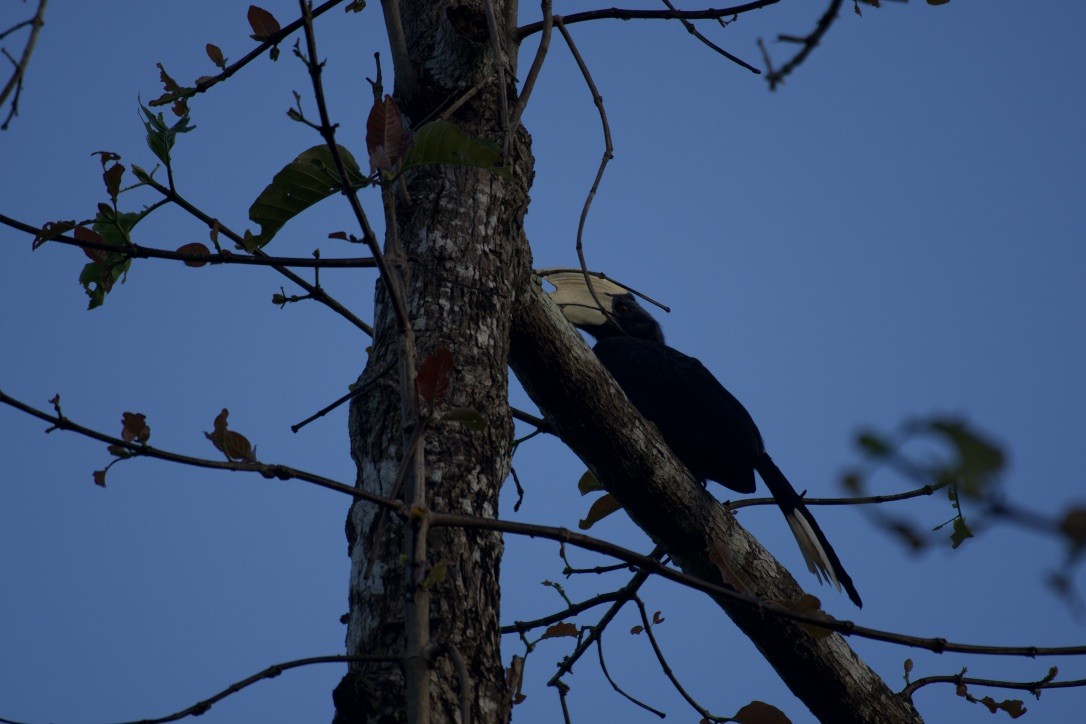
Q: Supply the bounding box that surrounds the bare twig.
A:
[510,406,552,433]
[634,597,724,721]
[519,1,782,38]
[902,670,1086,700]
[760,0,844,90]
[506,0,553,154]
[595,634,666,717]
[727,479,951,510]
[547,551,658,686]
[554,17,617,336]
[481,0,510,134]
[115,654,399,724]
[378,0,418,96]
[660,0,760,74]
[0,0,47,129]
[140,176,375,336]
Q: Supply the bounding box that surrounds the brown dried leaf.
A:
[176,242,212,267]
[204,408,257,462]
[733,700,791,724]
[541,622,578,640]
[120,412,150,443]
[74,226,107,262]
[93,470,107,487]
[365,95,408,170]
[206,43,226,69]
[247,5,281,40]
[103,163,124,202]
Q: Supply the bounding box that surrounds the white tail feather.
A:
[786,512,842,592]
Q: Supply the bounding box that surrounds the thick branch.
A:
[508,279,923,723]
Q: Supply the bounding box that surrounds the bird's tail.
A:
[756,455,862,608]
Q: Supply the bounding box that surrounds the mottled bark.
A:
[509,282,924,724]
[337,1,530,722]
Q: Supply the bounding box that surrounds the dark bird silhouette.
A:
[552,276,862,607]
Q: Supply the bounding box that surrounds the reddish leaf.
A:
[652,610,665,624]
[120,412,151,443]
[74,226,108,262]
[328,231,348,240]
[365,95,408,171]
[157,62,182,93]
[540,622,578,640]
[733,700,791,724]
[204,408,257,462]
[247,5,281,40]
[415,346,454,406]
[103,163,124,202]
[206,43,226,69]
[93,470,107,487]
[176,242,212,267]
[629,625,644,635]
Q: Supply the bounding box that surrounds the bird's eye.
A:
[613,301,630,315]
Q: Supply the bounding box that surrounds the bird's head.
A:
[543,270,665,344]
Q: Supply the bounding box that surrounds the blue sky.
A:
[2,2,1084,723]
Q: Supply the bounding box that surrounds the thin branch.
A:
[506,0,553,154]
[119,654,398,724]
[547,552,657,686]
[378,0,418,96]
[727,479,950,510]
[291,361,396,433]
[660,0,760,74]
[296,2,403,334]
[190,0,345,98]
[510,406,553,433]
[554,17,616,334]
[139,176,374,335]
[519,1,782,38]
[7,389,1086,662]
[501,588,630,635]
[0,388,396,509]
[760,0,843,90]
[481,0,510,134]
[595,634,666,718]
[430,512,1086,659]
[634,597,724,721]
[0,0,47,129]
[902,671,1086,700]
[3,213,377,269]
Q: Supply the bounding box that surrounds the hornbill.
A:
[548,272,862,607]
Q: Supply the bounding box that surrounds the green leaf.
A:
[77,208,145,309]
[399,120,511,179]
[950,516,974,549]
[440,407,486,431]
[421,560,447,589]
[139,102,195,167]
[247,144,369,248]
[577,469,603,495]
[926,418,1004,498]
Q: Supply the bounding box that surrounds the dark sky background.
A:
[2,2,1084,723]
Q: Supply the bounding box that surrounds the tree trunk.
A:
[337,1,530,722]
